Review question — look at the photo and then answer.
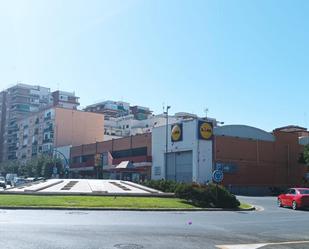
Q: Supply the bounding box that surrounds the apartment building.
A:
[0,84,53,161]
[84,100,130,120]
[16,107,104,161]
[103,112,210,140]
[52,90,80,110]
[129,105,152,120]
[104,114,179,138]
[0,91,7,161]
[0,84,81,161]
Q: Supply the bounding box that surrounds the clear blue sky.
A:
[0,0,308,131]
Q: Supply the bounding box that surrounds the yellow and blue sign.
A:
[198,121,213,140]
[171,123,183,142]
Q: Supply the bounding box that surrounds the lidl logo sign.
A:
[198,121,213,140]
[171,124,183,142]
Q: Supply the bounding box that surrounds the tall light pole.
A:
[164,106,171,179]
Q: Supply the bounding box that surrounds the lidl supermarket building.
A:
[152,119,309,194]
[69,118,309,194]
[152,119,214,183]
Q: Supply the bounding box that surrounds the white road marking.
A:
[216,240,309,249]
[216,243,266,249]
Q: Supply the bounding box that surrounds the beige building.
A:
[16,107,104,160]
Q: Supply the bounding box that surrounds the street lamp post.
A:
[164,106,171,179]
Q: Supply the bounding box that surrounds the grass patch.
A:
[0,195,197,209]
[239,203,253,210]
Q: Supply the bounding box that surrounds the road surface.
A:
[0,196,308,249]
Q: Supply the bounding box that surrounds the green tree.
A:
[0,160,21,175]
[0,155,64,178]
[304,145,309,165]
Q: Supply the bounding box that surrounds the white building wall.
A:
[299,136,309,145]
[55,145,71,161]
[104,114,180,137]
[152,119,213,183]
[197,137,213,183]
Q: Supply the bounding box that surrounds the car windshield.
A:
[299,189,309,194]
[0,177,4,181]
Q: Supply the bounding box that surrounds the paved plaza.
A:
[4,179,163,196]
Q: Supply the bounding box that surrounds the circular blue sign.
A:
[212,170,224,183]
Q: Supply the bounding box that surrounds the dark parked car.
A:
[0,176,6,189]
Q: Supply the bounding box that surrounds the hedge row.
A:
[143,180,240,208]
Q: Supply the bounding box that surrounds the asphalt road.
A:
[0,196,308,249]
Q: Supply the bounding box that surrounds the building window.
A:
[112,147,147,159]
[81,154,93,163]
[72,156,82,163]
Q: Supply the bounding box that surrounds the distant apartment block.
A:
[129,105,152,120]
[16,107,104,161]
[52,90,80,110]
[85,100,177,139]
[103,112,208,139]
[84,100,130,120]
[104,114,179,138]
[0,83,80,161]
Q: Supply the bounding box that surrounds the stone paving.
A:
[4,179,163,196]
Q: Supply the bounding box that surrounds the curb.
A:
[0,205,256,212]
[0,192,174,198]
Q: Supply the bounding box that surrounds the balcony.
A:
[8,155,17,160]
[8,146,18,151]
[43,138,53,144]
[44,127,53,133]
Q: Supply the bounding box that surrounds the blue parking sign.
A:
[213,170,224,183]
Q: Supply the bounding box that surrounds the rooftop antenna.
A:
[162,102,165,114]
[204,108,209,119]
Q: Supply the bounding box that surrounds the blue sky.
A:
[0,0,308,131]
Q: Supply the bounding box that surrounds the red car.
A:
[278,188,309,210]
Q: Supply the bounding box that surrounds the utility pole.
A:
[164,106,171,179]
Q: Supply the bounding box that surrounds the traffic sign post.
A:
[212,170,224,205]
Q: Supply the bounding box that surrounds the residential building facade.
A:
[16,107,104,161]
[52,90,80,110]
[129,105,152,120]
[84,100,130,120]
[0,84,53,161]
[104,114,179,138]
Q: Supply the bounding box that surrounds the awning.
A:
[116,161,134,169]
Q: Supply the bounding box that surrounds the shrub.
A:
[143,179,179,193]
[209,184,240,208]
[143,180,240,208]
[175,183,216,207]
